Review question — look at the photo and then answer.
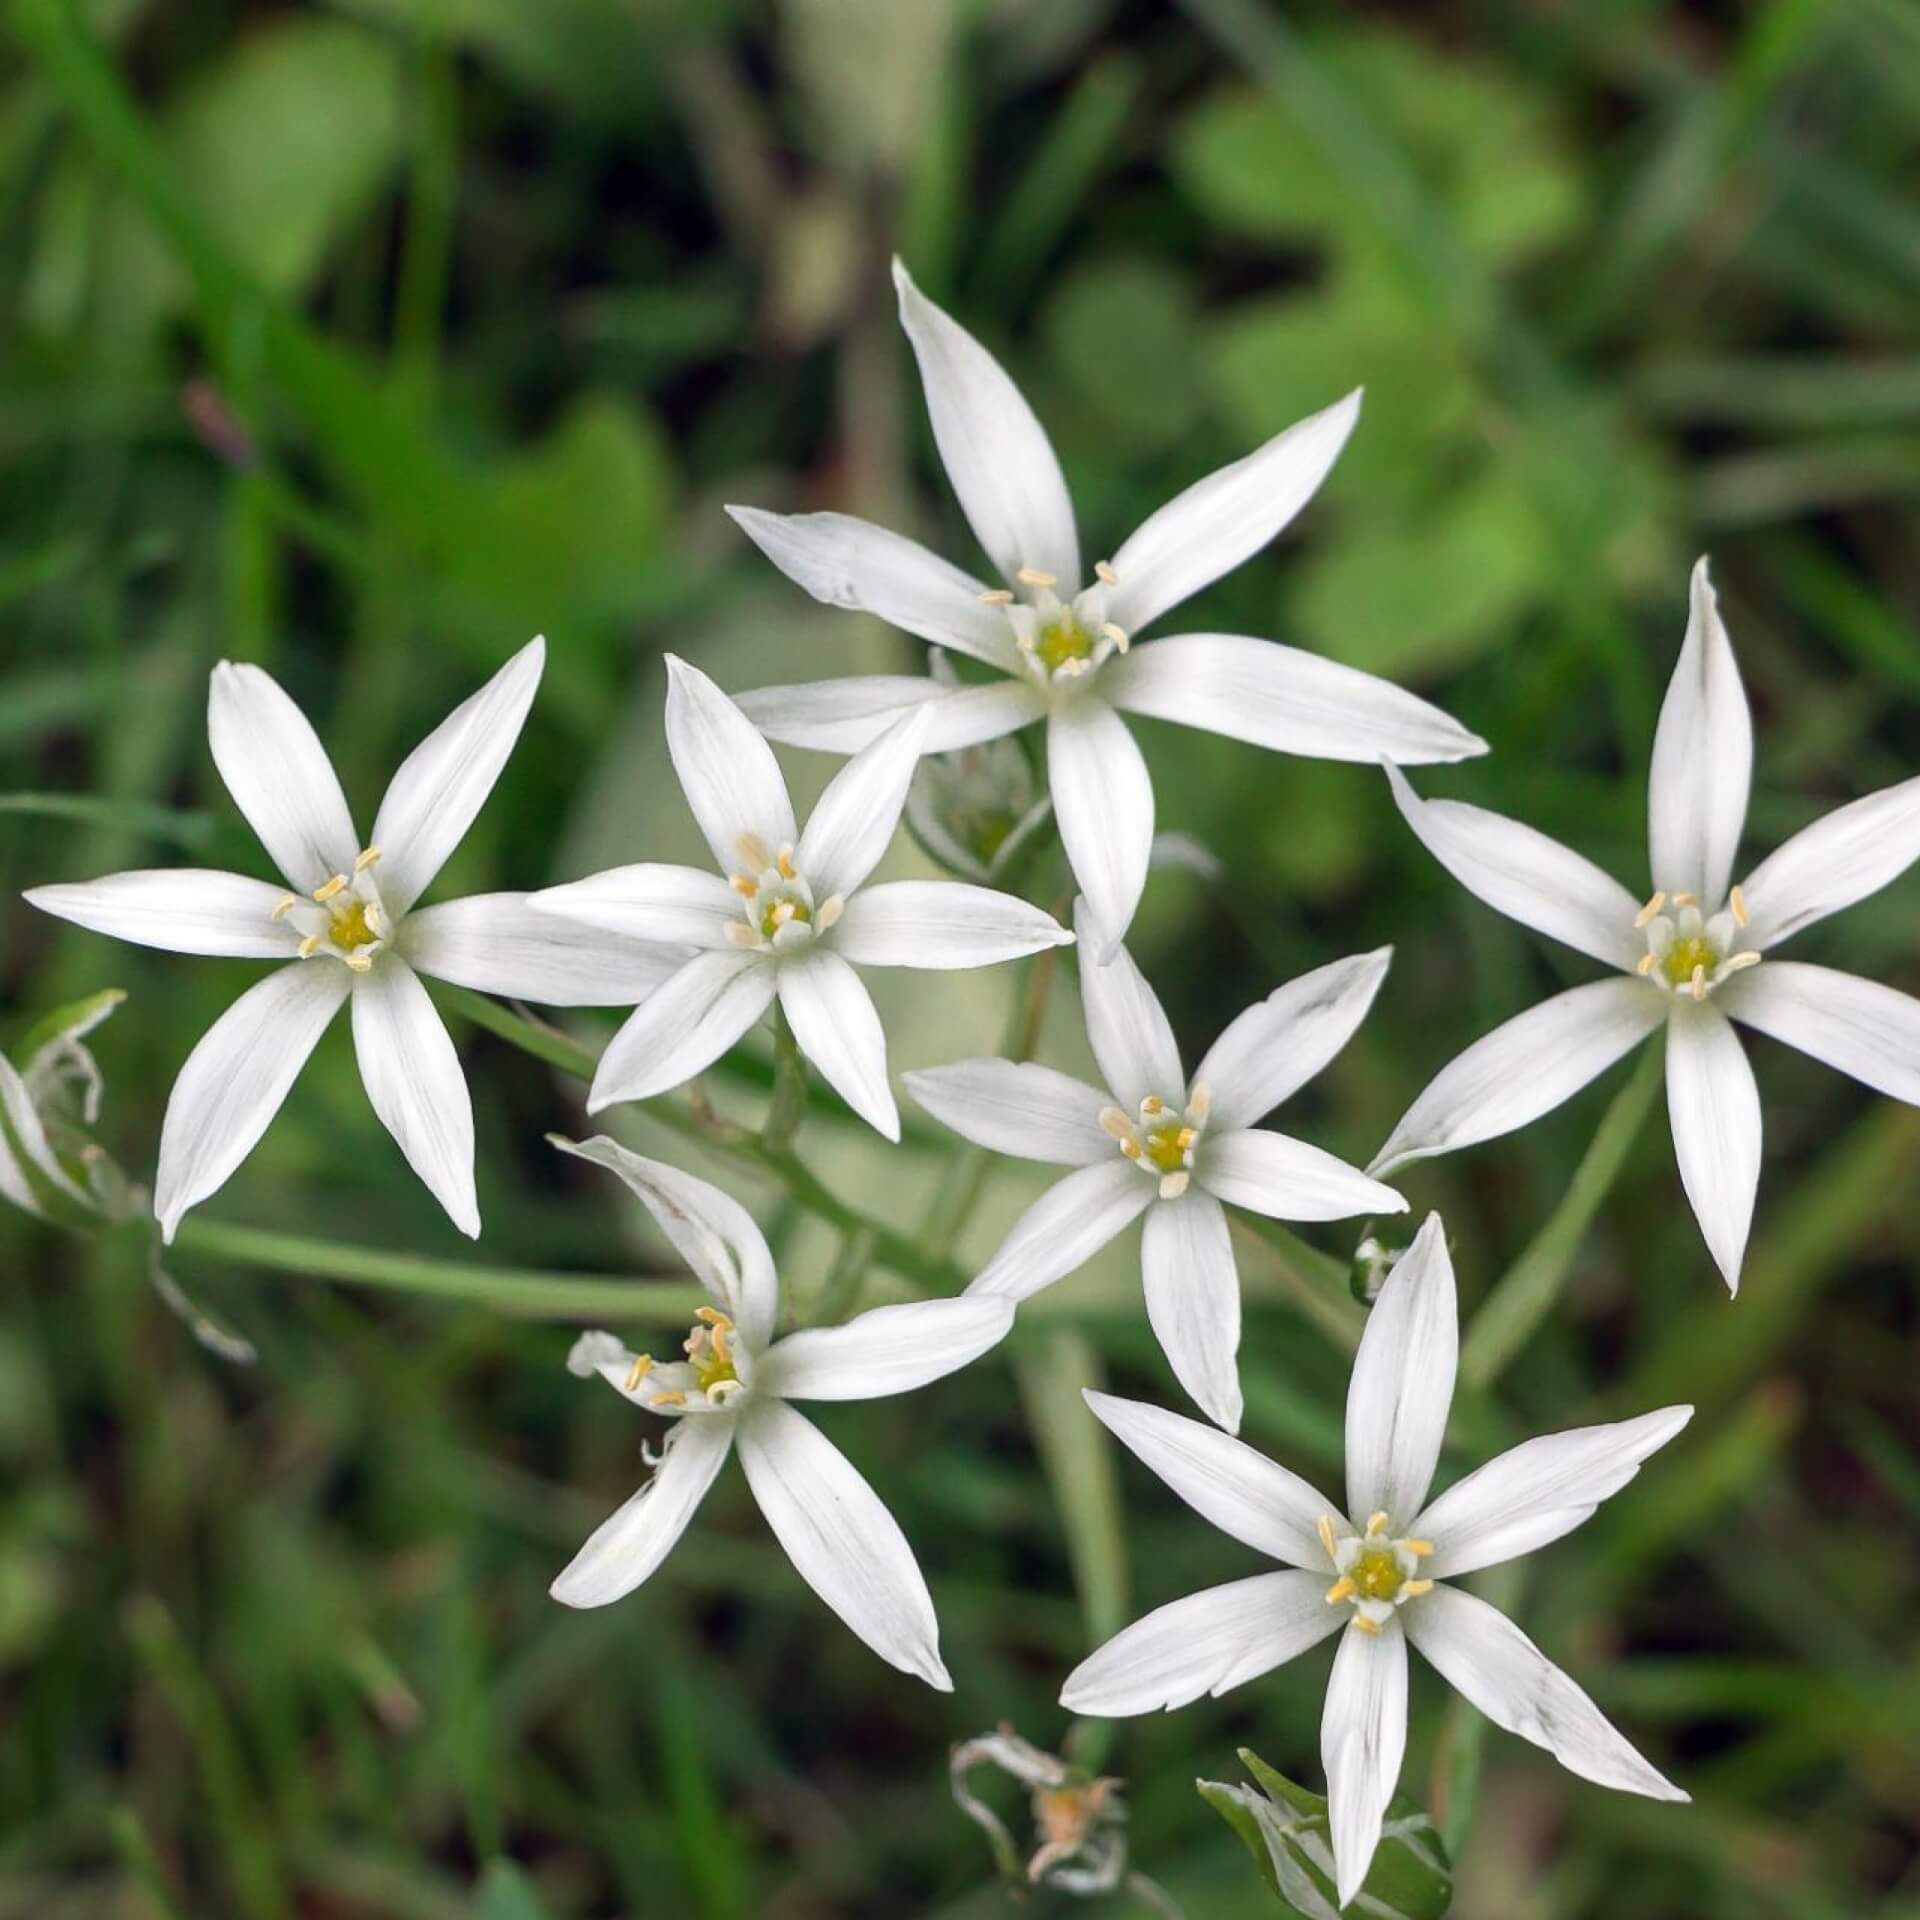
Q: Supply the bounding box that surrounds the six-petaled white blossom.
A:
[548,1135,1013,1688]
[726,259,1487,951]
[1372,557,1920,1291]
[527,655,1074,1139]
[907,902,1405,1433]
[1060,1214,1691,1908]
[24,639,680,1239]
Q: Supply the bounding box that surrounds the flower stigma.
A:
[1632,889,1761,1001]
[1100,1085,1208,1201]
[1318,1511,1434,1633]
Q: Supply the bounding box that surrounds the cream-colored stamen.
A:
[1400,1578,1434,1600]
[1634,891,1666,928]
[1140,1095,1166,1118]
[1118,1138,1142,1161]
[649,1390,688,1409]
[1094,560,1118,586]
[1099,1106,1133,1139]
[978,588,1014,606]
[1723,950,1761,973]
[1403,1539,1434,1557]
[1636,953,1658,975]
[736,833,772,871]
[776,845,797,880]
[1351,1614,1382,1636]
[312,874,347,904]
[1186,1084,1211,1125]
[730,873,757,897]
[1317,1515,1339,1560]
[1158,1171,1189,1201]
[346,950,374,973]
[1100,622,1129,653]
[1730,884,1750,927]
[271,894,297,921]
[1365,1511,1390,1538]
[725,923,759,947]
[815,895,843,930]
[1016,566,1057,588]
[1671,891,1697,908]
[1690,963,1707,1001]
[1325,1576,1357,1606]
[624,1353,655,1392]
[354,845,382,872]
[297,934,322,959]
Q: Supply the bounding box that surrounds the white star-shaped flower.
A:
[726,260,1486,950]
[25,640,677,1239]
[1061,1214,1690,1909]
[549,1135,1013,1689]
[1373,557,1920,1291]
[529,656,1074,1138]
[906,904,1405,1433]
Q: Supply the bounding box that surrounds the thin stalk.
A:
[1231,1214,1366,1353]
[761,1005,809,1153]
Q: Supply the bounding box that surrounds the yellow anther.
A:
[270,894,297,921]
[1730,884,1750,928]
[1690,963,1707,1002]
[1016,566,1057,588]
[1351,1614,1382,1636]
[725,922,760,948]
[777,845,797,879]
[978,588,1014,605]
[1187,1084,1211,1125]
[354,845,382,871]
[1325,1577,1357,1605]
[1175,1127,1198,1151]
[1099,1106,1133,1139]
[1725,950,1762,973]
[1636,953,1658,975]
[298,933,322,959]
[312,875,348,903]
[771,900,796,927]
[1118,1138,1142,1161]
[694,1307,733,1328]
[346,950,374,973]
[1634,892,1666,928]
[816,895,844,930]
[731,873,758,897]
[624,1353,655,1391]
[1140,1095,1166,1118]
[1366,1512,1390,1538]
[1400,1578,1434,1599]
[1317,1515,1339,1558]
[1159,1171,1190,1200]
[736,833,772,871]
[1671,891,1697,908]
[1094,559,1119,587]
[1100,622,1130,652]
[1403,1539,1434,1557]
[649,1390,688,1409]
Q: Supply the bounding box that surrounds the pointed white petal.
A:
[797,707,930,900]
[206,661,359,894]
[903,1058,1113,1166]
[1141,1189,1243,1433]
[1101,634,1487,767]
[893,258,1078,588]
[1720,960,1920,1104]
[1648,558,1751,906]
[830,880,1072,971]
[1385,764,1642,971]
[738,675,1044,755]
[1200,1129,1405,1223]
[1323,1617,1410,1910]
[1346,1213,1455,1527]
[402,892,684,1005]
[153,963,349,1239]
[1106,390,1360,636]
[24,869,302,960]
[1082,1389,1338,1569]
[350,958,478,1238]
[1735,771,1920,950]
[1405,1586,1687,1801]
[754,1296,1012,1402]
[1415,1407,1694,1580]
[1192,948,1392,1131]
[587,951,777,1111]
[1665,1000,1760,1293]
[1049,700,1155,955]
[737,1395,951,1688]
[552,1135,779,1354]
[1370,979,1666,1179]
[776,949,898,1140]
[550,1414,733,1608]
[1059,1571,1342,1716]
[1072,897,1184,1111]
[370,636,545,913]
[724,506,1017,671]
[528,864,742,949]
[968,1161,1155,1301]
[665,655,797,874]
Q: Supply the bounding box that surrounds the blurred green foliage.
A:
[3,0,1920,1915]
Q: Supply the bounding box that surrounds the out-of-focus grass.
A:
[2,1,1918,1915]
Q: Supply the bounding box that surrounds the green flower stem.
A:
[761,1004,809,1153]
[1461,1041,1664,1391]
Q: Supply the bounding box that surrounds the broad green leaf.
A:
[1042,256,1201,452]
[1199,1747,1452,1919]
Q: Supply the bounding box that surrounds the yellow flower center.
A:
[686,1308,738,1395]
[1141,1119,1191,1175]
[327,898,377,953]
[1660,932,1718,988]
[1350,1547,1405,1602]
[1033,617,1094,676]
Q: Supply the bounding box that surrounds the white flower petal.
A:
[797,707,930,901]
[1050,701,1154,955]
[893,258,1078,588]
[1345,1213,1455,1527]
[1106,390,1360,636]
[736,1395,951,1688]
[1648,558,1751,906]
[829,881,1072,971]
[206,661,359,894]
[1191,948,1392,1131]
[1665,1000,1760,1294]
[402,892,684,1005]
[528,864,742,950]
[587,950,777,1111]
[665,655,797,874]
[724,506,1017,671]
[1735,771,1920,951]
[1322,1616,1410,1911]
[1081,1389,1337,1569]
[370,636,544,914]
[903,1058,1113,1166]
[754,1296,1012,1402]
[24,869,302,960]
[968,1162,1155,1302]
[1405,1586,1686,1801]
[739,675,1044,755]
[1141,1188,1243,1433]
[1200,1129,1405,1223]
[776,949,898,1140]
[550,1414,733,1608]
[1370,979,1666,1179]
[1384,764,1643,972]
[551,1135,779,1354]
[1059,1571,1342,1716]
[350,958,478,1238]
[153,963,349,1240]
[1719,960,1920,1104]
[1072,898,1184,1111]
[1101,633,1487,767]
[1415,1407,1694,1580]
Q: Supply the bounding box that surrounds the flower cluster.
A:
[22,265,1920,1907]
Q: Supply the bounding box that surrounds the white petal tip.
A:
[916,1658,955,1693]
[547,1573,597,1610]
